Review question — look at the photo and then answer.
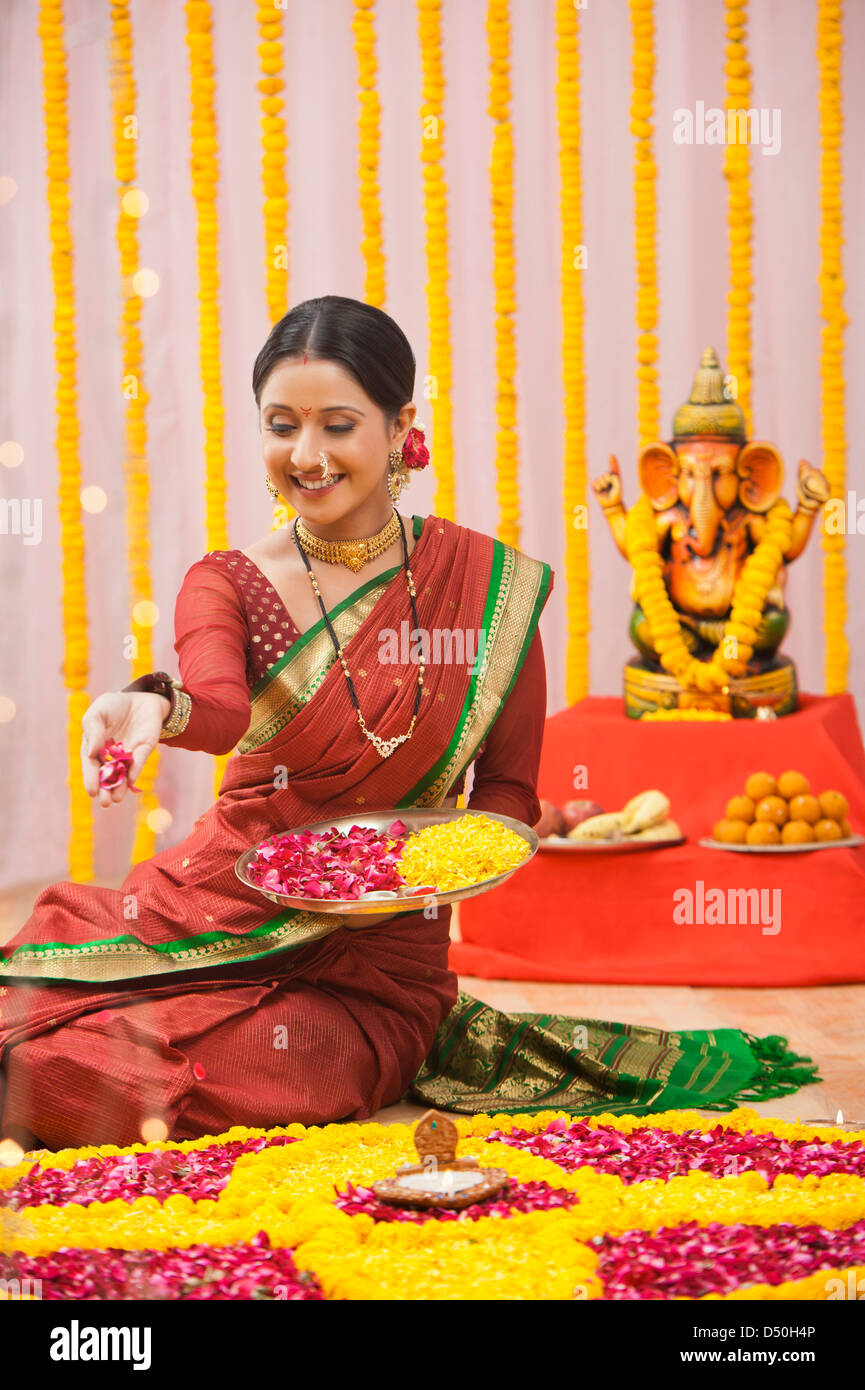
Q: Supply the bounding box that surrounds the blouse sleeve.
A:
[465,626,547,827]
[160,558,253,755]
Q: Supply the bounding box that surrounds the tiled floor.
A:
[3,879,863,1132]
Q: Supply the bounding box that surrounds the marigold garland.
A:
[353,0,385,309]
[38,1,93,882]
[625,493,793,693]
[255,2,293,534]
[641,709,733,721]
[487,0,520,549]
[555,0,589,704]
[630,0,660,449]
[109,1,161,863]
[185,1,232,797]
[4,1108,865,1300]
[817,0,848,695]
[723,0,754,435]
[418,0,455,520]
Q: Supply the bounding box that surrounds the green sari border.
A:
[397,542,553,807]
[0,913,336,980]
[396,539,507,807]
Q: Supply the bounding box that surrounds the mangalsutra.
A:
[292,513,423,759]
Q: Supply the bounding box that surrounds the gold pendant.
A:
[341,543,368,573]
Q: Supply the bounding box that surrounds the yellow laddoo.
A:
[818,790,849,823]
[754,795,788,826]
[788,794,821,825]
[726,795,756,824]
[781,819,815,845]
[746,821,781,846]
[841,818,852,838]
[714,819,750,844]
[814,818,843,842]
[745,771,777,802]
[777,770,810,800]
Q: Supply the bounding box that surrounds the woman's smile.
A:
[290,472,346,494]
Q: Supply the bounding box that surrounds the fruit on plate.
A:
[815,817,843,842]
[627,818,682,842]
[568,811,627,841]
[745,771,777,802]
[712,769,856,846]
[746,820,781,846]
[561,799,605,832]
[726,794,756,823]
[713,818,749,844]
[782,819,815,845]
[788,793,821,824]
[754,795,788,826]
[819,789,849,822]
[534,799,567,838]
[620,790,671,834]
[777,770,810,800]
[568,789,674,842]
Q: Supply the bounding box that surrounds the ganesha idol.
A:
[592,348,830,718]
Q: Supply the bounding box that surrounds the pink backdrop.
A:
[1,0,863,891]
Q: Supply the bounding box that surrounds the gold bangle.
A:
[159,686,192,740]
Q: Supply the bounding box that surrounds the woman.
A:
[0,297,816,1150]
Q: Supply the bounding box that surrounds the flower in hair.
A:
[402,424,430,470]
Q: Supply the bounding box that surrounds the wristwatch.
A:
[123,670,192,740]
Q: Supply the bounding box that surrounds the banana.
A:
[567,812,627,841]
[620,789,670,834]
[626,818,681,842]
[566,790,675,842]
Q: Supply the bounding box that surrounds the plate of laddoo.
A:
[700,770,863,853]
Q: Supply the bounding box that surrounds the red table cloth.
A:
[453,694,865,985]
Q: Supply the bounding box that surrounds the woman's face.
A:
[259,357,414,525]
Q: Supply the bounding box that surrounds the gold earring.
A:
[265,475,280,500]
[387,448,409,502]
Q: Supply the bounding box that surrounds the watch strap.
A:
[122,671,192,740]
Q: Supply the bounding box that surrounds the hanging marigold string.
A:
[418,0,455,520]
[555,0,588,704]
[185,0,232,797]
[487,0,519,548]
[255,1,293,534]
[39,0,93,881]
[353,0,386,309]
[723,0,754,435]
[630,0,660,449]
[110,0,160,864]
[817,0,848,695]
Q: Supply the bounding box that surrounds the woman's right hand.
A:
[81,691,171,807]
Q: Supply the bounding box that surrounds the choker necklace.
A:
[295,510,402,573]
[292,513,424,759]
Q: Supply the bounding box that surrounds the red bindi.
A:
[299,405,312,416]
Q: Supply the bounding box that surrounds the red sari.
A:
[0,514,552,1148]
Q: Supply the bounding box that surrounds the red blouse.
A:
[165,547,548,827]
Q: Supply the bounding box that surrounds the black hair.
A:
[252,295,416,433]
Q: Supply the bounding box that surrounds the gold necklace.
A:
[295,510,401,573]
